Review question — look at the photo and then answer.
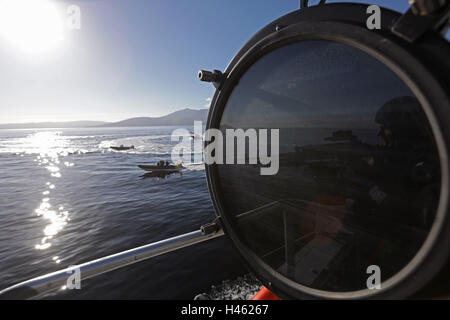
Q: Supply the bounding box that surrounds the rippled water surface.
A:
[0,126,246,299]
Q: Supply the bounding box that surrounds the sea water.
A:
[0,126,246,299]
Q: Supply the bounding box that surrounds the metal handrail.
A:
[0,228,224,299]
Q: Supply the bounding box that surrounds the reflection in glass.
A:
[217,41,441,292]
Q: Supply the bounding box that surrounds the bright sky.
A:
[0,0,413,123]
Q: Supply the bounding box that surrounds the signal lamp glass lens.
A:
[216,40,441,292]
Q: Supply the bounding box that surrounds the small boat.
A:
[189,131,202,139]
[324,130,359,142]
[111,145,135,151]
[138,163,183,171]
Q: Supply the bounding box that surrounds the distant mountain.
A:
[0,120,109,130]
[101,108,209,127]
[0,108,209,129]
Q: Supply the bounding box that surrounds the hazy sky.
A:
[0,0,411,123]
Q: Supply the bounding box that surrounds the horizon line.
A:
[0,107,209,126]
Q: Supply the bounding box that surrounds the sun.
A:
[0,0,63,54]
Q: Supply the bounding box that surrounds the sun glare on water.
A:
[18,131,74,255]
[0,0,63,54]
